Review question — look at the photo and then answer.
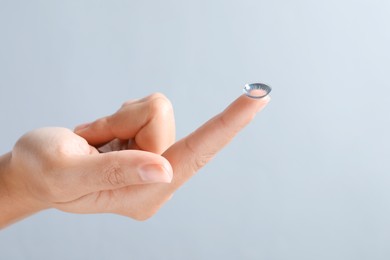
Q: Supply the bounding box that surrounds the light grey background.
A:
[1,0,390,259]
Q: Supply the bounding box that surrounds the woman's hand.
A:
[0,93,270,228]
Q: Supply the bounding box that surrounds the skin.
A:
[0,93,270,229]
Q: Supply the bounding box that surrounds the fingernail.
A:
[138,164,173,183]
[263,95,271,103]
[74,123,91,132]
[252,95,271,113]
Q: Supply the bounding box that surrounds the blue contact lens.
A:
[243,83,272,99]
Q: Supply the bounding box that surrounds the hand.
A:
[0,93,270,228]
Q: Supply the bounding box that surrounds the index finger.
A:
[75,93,176,154]
[164,94,271,187]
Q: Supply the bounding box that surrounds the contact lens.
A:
[243,83,272,99]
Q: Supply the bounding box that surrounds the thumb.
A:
[67,150,173,194]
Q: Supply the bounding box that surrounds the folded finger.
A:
[75,93,176,154]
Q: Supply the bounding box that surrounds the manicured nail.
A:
[138,164,173,183]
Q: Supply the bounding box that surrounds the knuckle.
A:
[193,153,214,171]
[148,92,169,101]
[121,99,136,107]
[218,114,239,138]
[99,116,114,134]
[184,138,214,172]
[147,93,173,117]
[103,157,126,187]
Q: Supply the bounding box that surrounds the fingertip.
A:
[241,92,271,103]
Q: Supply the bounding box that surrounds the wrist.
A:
[0,152,48,229]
